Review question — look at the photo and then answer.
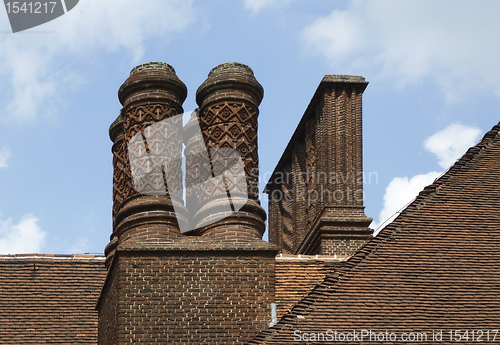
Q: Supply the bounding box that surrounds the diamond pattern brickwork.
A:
[193,62,266,241]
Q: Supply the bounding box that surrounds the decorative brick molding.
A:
[297,206,373,255]
[193,62,266,241]
[265,75,373,255]
[113,62,189,245]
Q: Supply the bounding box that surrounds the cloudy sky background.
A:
[0,0,498,253]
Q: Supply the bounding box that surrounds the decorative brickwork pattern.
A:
[193,62,266,241]
[107,112,125,268]
[113,62,189,244]
[265,75,373,255]
[184,108,211,228]
[109,112,126,228]
[0,255,106,344]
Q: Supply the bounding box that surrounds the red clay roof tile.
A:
[0,254,106,344]
[249,123,500,344]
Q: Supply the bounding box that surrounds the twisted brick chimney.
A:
[98,62,276,345]
[105,62,188,268]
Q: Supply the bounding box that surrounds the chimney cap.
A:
[208,62,255,76]
[196,62,263,107]
[321,74,368,93]
[322,74,366,83]
[118,61,187,106]
[130,61,175,75]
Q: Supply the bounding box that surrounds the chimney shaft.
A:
[193,62,266,241]
[112,62,188,244]
[266,75,373,256]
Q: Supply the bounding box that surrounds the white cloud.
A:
[302,9,365,62]
[0,0,196,122]
[0,215,46,254]
[372,171,441,232]
[0,148,11,168]
[424,123,481,169]
[243,0,293,13]
[302,0,500,101]
[373,123,481,232]
[54,0,195,60]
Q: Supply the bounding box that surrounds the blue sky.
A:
[0,0,499,254]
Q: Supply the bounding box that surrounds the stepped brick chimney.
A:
[265,75,373,256]
[98,62,277,344]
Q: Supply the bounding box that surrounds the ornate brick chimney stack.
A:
[193,62,266,241]
[265,75,373,256]
[98,62,277,345]
[111,62,188,247]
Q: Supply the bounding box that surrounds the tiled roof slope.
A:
[0,254,106,344]
[249,122,500,344]
[275,255,345,319]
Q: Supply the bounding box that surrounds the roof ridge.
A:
[324,121,500,290]
[356,121,500,264]
[247,121,500,344]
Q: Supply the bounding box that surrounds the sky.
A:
[0,0,499,254]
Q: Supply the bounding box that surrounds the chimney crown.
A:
[196,62,264,107]
[118,61,187,107]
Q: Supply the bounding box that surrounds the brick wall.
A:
[98,243,276,344]
[98,261,119,343]
[319,238,371,256]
